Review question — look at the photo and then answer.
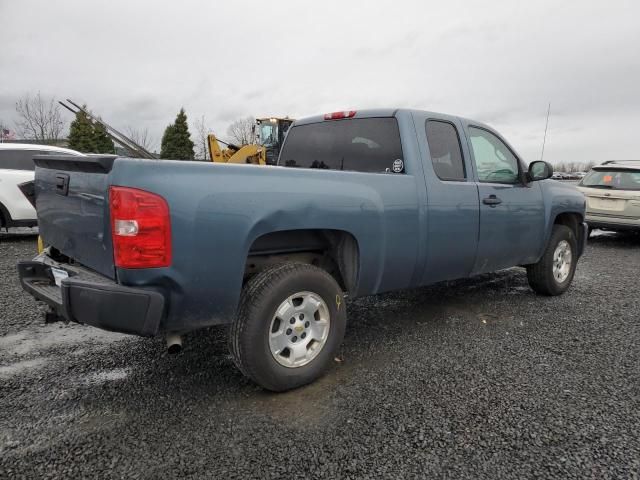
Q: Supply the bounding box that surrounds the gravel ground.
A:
[1,230,639,479]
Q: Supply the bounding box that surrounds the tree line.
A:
[3,93,604,169]
[3,92,257,161]
[553,160,597,173]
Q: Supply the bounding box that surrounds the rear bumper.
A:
[586,214,640,231]
[17,254,164,336]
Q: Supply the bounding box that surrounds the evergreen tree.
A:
[160,108,194,160]
[93,122,115,154]
[67,110,95,153]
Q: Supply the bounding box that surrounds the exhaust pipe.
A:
[166,333,183,354]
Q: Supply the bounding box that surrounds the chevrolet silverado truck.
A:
[18,109,587,391]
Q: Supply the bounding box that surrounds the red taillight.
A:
[109,186,171,268]
[324,110,356,120]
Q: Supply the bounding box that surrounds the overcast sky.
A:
[1,0,638,163]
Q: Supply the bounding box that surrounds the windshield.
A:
[580,169,640,190]
[258,122,278,147]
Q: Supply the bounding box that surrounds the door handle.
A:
[482,194,502,207]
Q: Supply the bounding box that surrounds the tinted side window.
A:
[279,118,403,173]
[469,127,519,183]
[0,150,37,171]
[425,120,465,181]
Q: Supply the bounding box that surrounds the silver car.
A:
[577,161,640,233]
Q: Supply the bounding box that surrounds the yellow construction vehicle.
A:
[207,135,266,165]
[207,117,294,165]
[255,117,294,164]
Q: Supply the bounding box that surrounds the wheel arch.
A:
[553,211,583,241]
[245,228,360,294]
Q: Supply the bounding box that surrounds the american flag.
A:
[0,128,16,141]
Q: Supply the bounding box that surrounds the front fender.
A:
[538,179,587,256]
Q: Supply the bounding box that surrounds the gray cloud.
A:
[0,0,638,162]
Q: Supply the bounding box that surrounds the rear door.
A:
[464,125,545,273]
[415,113,480,284]
[34,155,116,278]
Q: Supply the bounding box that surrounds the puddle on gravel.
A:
[0,323,130,357]
[0,357,49,378]
[245,366,347,426]
[82,367,130,385]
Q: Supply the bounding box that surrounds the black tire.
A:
[229,263,347,392]
[526,225,577,296]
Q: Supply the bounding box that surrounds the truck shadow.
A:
[53,267,537,427]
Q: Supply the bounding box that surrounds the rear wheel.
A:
[229,263,346,392]
[527,225,577,296]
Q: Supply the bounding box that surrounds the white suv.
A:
[577,161,640,233]
[0,143,83,228]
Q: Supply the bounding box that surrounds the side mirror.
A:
[528,160,553,182]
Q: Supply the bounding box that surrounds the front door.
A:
[466,126,545,274]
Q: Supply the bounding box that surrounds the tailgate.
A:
[34,155,116,279]
[585,190,640,218]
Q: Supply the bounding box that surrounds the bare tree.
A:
[554,162,568,172]
[15,92,65,143]
[192,115,212,160]
[125,126,154,153]
[226,116,255,146]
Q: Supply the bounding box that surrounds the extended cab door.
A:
[464,125,545,273]
[415,113,480,284]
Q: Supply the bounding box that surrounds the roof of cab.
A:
[292,108,490,129]
[294,108,399,126]
[0,143,83,156]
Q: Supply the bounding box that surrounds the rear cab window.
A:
[278,117,403,173]
[425,120,466,181]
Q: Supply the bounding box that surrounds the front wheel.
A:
[229,263,346,392]
[526,225,577,296]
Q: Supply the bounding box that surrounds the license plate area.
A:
[588,197,625,211]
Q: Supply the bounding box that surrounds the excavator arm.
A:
[207,134,227,162]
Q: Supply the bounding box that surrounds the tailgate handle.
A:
[55,173,70,196]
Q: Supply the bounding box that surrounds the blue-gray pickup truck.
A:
[18,108,587,391]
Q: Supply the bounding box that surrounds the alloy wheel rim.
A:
[268,291,331,368]
[552,240,572,283]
